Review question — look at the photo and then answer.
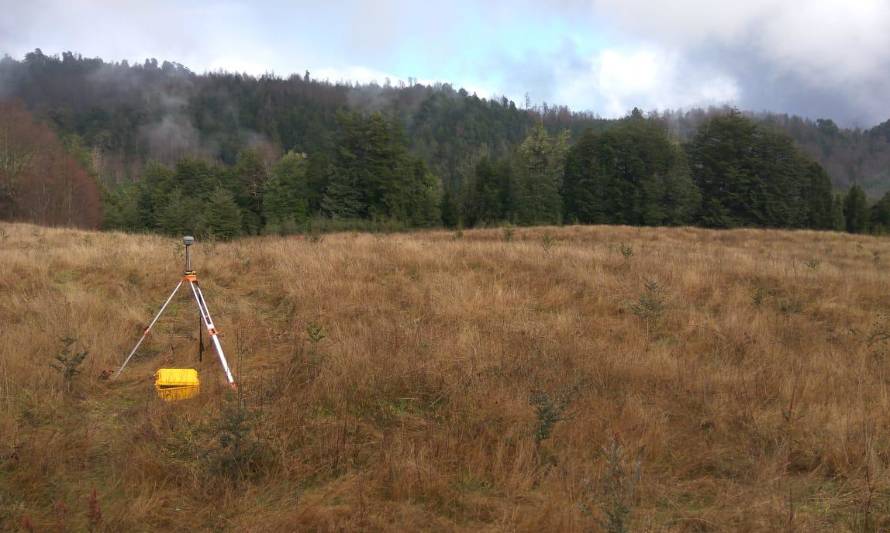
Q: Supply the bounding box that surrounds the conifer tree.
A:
[156,189,201,236]
[263,151,309,232]
[322,111,441,226]
[563,114,698,226]
[232,149,269,234]
[102,183,141,231]
[688,111,816,229]
[562,130,607,224]
[870,191,890,234]
[403,158,442,227]
[832,194,846,231]
[201,188,243,239]
[844,184,869,233]
[466,157,507,225]
[514,124,568,225]
[805,162,835,230]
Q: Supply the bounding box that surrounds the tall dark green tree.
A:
[102,182,141,231]
[403,159,442,227]
[262,151,310,233]
[832,194,846,231]
[805,162,835,230]
[844,184,869,233]
[660,150,701,225]
[201,188,243,239]
[463,157,512,226]
[231,149,269,234]
[322,112,382,219]
[871,191,890,234]
[134,161,176,230]
[688,111,814,229]
[562,114,699,226]
[440,187,459,228]
[562,130,607,224]
[322,111,441,226]
[156,189,202,236]
[513,124,568,225]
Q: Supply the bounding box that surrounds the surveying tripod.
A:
[114,236,236,387]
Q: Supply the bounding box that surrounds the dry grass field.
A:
[3,222,890,531]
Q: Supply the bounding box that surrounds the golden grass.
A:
[2,222,890,531]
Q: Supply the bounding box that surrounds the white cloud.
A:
[551,46,739,117]
[587,0,890,91]
[2,0,889,124]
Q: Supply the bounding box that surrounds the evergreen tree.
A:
[322,112,375,219]
[304,153,331,213]
[403,158,442,227]
[843,184,869,233]
[321,169,364,219]
[465,157,508,225]
[201,188,243,239]
[871,191,890,234]
[232,149,269,234]
[322,111,440,226]
[263,151,309,232]
[562,115,698,226]
[440,187,459,228]
[688,111,813,229]
[102,183,141,231]
[562,130,607,224]
[661,149,701,225]
[174,158,219,200]
[156,189,201,236]
[514,124,568,225]
[805,162,835,230]
[832,194,846,231]
[135,161,176,230]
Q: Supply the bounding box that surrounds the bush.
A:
[203,402,270,484]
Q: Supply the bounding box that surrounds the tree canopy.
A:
[2,50,885,237]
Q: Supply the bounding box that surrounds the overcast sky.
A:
[2,0,889,126]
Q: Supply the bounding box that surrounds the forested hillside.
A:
[1,50,889,236]
[658,108,890,196]
[0,49,605,190]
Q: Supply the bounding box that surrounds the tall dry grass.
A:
[2,222,890,531]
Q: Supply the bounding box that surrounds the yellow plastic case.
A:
[155,368,200,401]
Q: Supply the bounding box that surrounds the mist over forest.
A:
[2,50,890,236]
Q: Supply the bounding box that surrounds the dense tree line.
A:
[563,110,699,226]
[659,108,890,197]
[102,111,441,237]
[455,110,845,232]
[5,95,887,239]
[3,50,890,237]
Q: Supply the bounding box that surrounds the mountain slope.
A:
[2,50,889,196]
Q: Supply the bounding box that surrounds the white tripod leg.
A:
[188,280,236,386]
[114,280,183,379]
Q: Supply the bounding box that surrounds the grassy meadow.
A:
[2,222,890,531]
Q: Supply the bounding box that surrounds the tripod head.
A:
[183,235,195,273]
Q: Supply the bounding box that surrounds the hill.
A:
[3,50,890,197]
[3,222,890,530]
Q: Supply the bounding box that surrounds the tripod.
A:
[114,236,236,388]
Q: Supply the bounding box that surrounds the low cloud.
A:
[2,0,888,126]
[580,0,890,124]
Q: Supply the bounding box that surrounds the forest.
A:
[1,49,890,237]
